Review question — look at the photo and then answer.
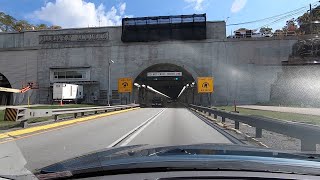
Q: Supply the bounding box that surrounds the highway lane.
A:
[0,106,232,173]
[0,108,163,171]
[120,108,232,146]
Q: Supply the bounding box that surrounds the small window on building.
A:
[58,72,66,79]
[52,70,87,80]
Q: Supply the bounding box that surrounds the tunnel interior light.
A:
[177,86,187,98]
[146,85,171,99]
[134,83,141,88]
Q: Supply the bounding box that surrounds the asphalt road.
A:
[0,106,232,173]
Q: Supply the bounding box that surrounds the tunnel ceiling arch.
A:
[134,63,195,99]
[0,73,13,105]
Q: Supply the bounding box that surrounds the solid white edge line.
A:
[119,109,166,146]
[107,108,165,148]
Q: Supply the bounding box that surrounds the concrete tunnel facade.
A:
[0,21,298,106]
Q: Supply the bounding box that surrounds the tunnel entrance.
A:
[134,63,195,106]
[0,73,13,105]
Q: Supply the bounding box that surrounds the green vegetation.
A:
[255,101,320,108]
[1,12,61,32]
[216,106,320,125]
[0,110,3,121]
[0,110,19,129]
[234,5,320,35]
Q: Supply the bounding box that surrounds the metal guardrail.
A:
[189,104,320,152]
[48,104,137,120]
[5,104,140,128]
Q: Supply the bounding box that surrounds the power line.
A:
[261,8,308,28]
[227,1,319,27]
[227,7,307,26]
[260,1,320,29]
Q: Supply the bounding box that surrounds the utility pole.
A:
[310,3,313,34]
[107,60,114,106]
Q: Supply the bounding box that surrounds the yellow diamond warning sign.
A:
[197,77,214,93]
[118,78,133,93]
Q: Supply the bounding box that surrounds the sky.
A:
[0,0,317,35]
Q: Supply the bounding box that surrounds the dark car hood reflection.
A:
[38,143,320,174]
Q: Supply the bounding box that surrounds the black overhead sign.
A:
[121,14,207,42]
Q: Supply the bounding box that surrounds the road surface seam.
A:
[0,107,140,141]
[188,108,245,145]
[108,108,166,148]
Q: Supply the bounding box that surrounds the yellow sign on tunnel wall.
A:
[197,77,214,93]
[118,78,133,93]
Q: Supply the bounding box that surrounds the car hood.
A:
[37,143,320,176]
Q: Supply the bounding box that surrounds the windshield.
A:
[1,0,320,177]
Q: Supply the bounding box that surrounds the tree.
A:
[36,24,48,30]
[13,20,33,32]
[0,12,16,32]
[0,11,62,32]
[260,27,272,34]
[298,6,320,25]
[297,12,311,26]
[297,5,320,34]
[49,25,62,30]
[282,18,297,32]
[235,28,249,32]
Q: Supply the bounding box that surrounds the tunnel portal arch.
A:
[0,73,13,105]
[134,63,196,105]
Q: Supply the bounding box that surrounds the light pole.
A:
[107,59,114,106]
[231,69,239,112]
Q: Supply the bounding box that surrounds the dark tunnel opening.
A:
[0,73,13,105]
[134,63,195,106]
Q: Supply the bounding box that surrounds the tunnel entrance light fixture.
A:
[147,86,171,99]
[134,83,141,88]
[177,85,187,98]
[136,83,170,98]
[178,83,193,98]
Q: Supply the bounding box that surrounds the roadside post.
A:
[197,77,214,106]
[28,94,30,108]
[118,77,133,105]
